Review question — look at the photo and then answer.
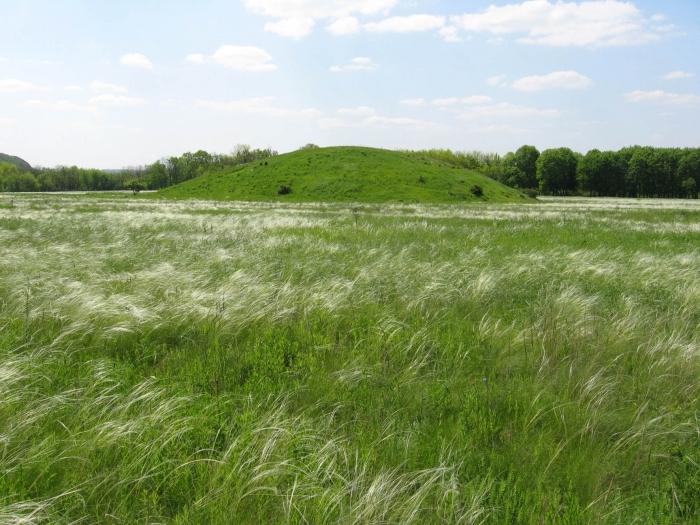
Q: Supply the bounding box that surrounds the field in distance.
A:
[0,195,698,523]
[156,146,528,203]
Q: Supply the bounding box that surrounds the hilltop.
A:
[0,153,32,171]
[157,146,528,203]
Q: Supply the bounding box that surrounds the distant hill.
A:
[0,153,32,171]
[158,146,528,204]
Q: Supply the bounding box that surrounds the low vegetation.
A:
[1,194,698,523]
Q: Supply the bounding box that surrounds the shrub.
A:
[125,180,146,194]
[470,184,484,197]
[522,188,539,199]
[277,185,292,195]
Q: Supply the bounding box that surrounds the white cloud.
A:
[24,99,97,112]
[451,0,666,47]
[186,46,277,72]
[399,98,426,106]
[120,53,153,70]
[625,90,700,107]
[244,0,397,37]
[512,70,593,92]
[663,70,694,80]
[320,114,431,129]
[364,115,430,127]
[64,85,83,92]
[90,81,128,93]
[185,53,205,64]
[88,94,146,108]
[195,97,321,118]
[244,0,396,18]
[337,106,376,116]
[432,95,492,107]
[264,17,315,38]
[438,26,461,42]
[326,16,360,35]
[185,45,277,73]
[0,117,16,126]
[0,79,45,93]
[365,14,445,33]
[459,102,560,119]
[330,56,377,73]
[486,74,508,87]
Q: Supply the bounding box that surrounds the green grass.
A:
[156,146,527,203]
[0,194,699,523]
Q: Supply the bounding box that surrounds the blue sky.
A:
[1,0,699,168]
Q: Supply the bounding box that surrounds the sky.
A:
[0,0,699,168]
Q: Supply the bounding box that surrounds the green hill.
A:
[158,146,527,203]
[0,153,32,171]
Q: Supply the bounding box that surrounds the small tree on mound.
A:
[125,180,146,194]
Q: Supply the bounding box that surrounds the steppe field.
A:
[1,194,698,524]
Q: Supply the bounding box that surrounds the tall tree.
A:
[536,148,578,195]
[678,150,700,198]
[512,145,540,188]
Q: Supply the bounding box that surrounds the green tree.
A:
[681,177,697,198]
[536,148,578,195]
[678,150,700,198]
[512,145,540,188]
[578,149,603,195]
[125,180,146,194]
[628,147,656,197]
[146,161,169,189]
[0,163,39,192]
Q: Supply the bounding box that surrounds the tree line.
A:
[0,145,277,193]
[419,146,699,198]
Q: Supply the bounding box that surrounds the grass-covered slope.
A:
[0,153,32,171]
[159,146,527,203]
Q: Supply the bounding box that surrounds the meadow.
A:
[0,194,698,524]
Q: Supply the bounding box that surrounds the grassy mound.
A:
[158,146,527,203]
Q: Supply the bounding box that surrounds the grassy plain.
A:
[0,194,698,523]
[157,147,527,203]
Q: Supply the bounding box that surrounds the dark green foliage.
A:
[125,180,146,194]
[678,150,700,198]
[578,150,627,196]
[510,145,540,188]
[470,184,484,197]
[537,148,578,195]
[485,145,700,198]
[681,177,697,198]
[277,184,292,195]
